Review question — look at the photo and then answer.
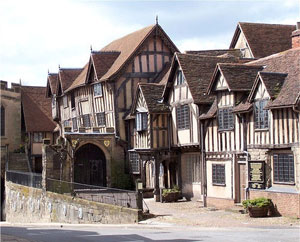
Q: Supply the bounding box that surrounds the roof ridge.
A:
[239,22,296,27]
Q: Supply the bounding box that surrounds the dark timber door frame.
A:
[74,143,107,187]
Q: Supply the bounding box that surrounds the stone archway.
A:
[74,143,106,187]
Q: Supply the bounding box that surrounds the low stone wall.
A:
[207,196,235,209]
[249,189,300,218]
[5,182,141,224]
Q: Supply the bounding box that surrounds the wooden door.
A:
[237,163,246,203]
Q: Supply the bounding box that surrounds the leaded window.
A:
[136,112,147,131]
[176,105,190,130]
[218,107,234,130]
[94,83,103,97]
[129,152,140,173]
[63,95,68,108]
[254,100,269,129]
[96,112,106,126]
[72,117,78,131]
[82,114,91,127]
[1,106,5,136]
[33,132,43,143]
[273,154,294,183]
[176,70,185,85]
[186,154,201,183]
[212,164,225,185]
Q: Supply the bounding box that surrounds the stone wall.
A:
[5,182,141,224]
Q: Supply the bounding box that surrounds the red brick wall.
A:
[249,190,300,218]
[207,197,235,209]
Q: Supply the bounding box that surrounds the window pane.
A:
[176,105,190,129]
[212,164,225,185]
[273,154,294,183]
[96,112,106,126]
[254,100,269,129]
[94,83,103,97]
[82,114,91,127]
[72,117,78,131]
[129,152,140,173]
[218,107,233,130]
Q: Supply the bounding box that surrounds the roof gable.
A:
[46,73,58,98]
[230,22,296,58]
[208,63,264,94]
[57,68,82,94]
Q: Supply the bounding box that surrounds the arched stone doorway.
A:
[74,143,106,187]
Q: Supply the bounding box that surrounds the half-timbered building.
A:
[201,25,300,216]
[46,24,178,188]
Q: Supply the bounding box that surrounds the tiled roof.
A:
[58,68,82,94]
[185,49,242,57]
[247,47,300,108]
[174,53,243,104]
[233,100,252,113]
[199,99,217,120]
[139,84,169,113]
[47,73,58,96]
[21,86,56,132]
[230,22,296,58]
[258,72,287,99]
[91,51,120,80]
[66,24,178,92]
[215,63,264,92]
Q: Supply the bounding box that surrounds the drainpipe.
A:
[243,150,250,200]
[200,120,207,207]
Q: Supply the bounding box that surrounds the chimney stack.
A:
[291,22,300,49]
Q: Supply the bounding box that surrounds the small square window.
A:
[96,112,106,126]
[94,83,103,97]
[212,164,225,185]
[273,154,294,184]
[33,132,43,143]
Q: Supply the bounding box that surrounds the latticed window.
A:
[63,95,68,108]
[96,112,106,126]
[64,120,70,127]
[176,70,185,85]
[218,107,234,130]
[176,104,190,130]
[82,114,91,127]
[186,154,201,183]
[136,112,147,131]
[212,164,225,185]
[254,100,269,129]
[72,117,78,131]
[1,106,5,136]
[273,154,294,183]
[129,152,140,173]
[94,83,103,97]
[33,132,43,143]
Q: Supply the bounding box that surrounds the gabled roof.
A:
[163,53,245,104]
[208,63,264,94]
[100,24,178,81]
[58,68,82,94]
[21,86,56,132]
[248,72,287,102]
[230,22,296,58]
[91,51,120,80]
[247,47,300,108]
[132,83,169,114]
[46,73,58,97]
[199,99,217,120]
[66,24,178,92]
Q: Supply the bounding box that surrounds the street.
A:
[1,223,299,242]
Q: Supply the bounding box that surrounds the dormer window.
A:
[136,112,147,131]
[254,100,269,129]
[94,83,103,97]
[176,70,185,85]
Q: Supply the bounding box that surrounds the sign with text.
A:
[248,161,265,189]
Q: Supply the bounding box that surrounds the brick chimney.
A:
[291,22,300,48]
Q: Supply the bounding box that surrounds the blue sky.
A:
[0,0,299,86]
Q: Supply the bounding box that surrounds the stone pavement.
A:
[141,198,300,228]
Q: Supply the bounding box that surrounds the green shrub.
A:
[162,185,180,197]
[242,197,271,209]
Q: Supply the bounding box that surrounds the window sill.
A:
[212,183,226,187]
[254,128,269,132]
[94,95,103,98]
[218,129,234,132]
[273,182,295,185]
